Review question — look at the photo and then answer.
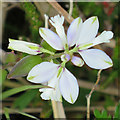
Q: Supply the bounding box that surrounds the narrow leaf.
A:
[114,102,120,118]
[1,85,50,100]
[94,109,102,118]
[0,69,7,85]
[4,108,11,120]
[13,89,38,110]
[4,107,39,120]
[101,110,108,118]
[7,55,42,79]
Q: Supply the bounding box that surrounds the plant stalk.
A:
[51,100,66,119]
[86,69,102,120]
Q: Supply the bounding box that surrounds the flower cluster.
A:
[8,15,113,104]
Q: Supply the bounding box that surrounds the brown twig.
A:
[89,69,102,97]
[47,0,74,23]
[86,69,102,120]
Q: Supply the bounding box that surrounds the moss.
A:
[20,3,43,43]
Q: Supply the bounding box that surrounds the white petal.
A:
[92,31,114,46]
[79,49,113,69]
[67,17,83,47]
[39,28,64,50]
[50,15,64,27]
[76,16,99,45]
[49,15,67,48]
[27,62,59,83]
[78,31,113,50]
[8,39,41,55]
[59,68,79,104]
[71,56,84,67]
[39,73,62,102]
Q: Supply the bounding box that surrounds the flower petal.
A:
[27,62,59,83]
[39,72,62,102]
[67,17,83,47]
[59,68,79,104]
[78,31,113,50]
[76,16,99,45]
[79,49,113,69]
[92,31,113,46]
[39,78,62,102]
[71,56,84,67]
[49,15,67,48]
[39,28,64,50]
[8,39,41,55]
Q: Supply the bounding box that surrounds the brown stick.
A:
[47,0,74,23]
[86,69,102,120]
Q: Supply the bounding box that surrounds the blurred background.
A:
[1,1,120,119]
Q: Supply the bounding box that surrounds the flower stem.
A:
[51,100,66,119]
[86,69,102,119]
[43,52,64,61]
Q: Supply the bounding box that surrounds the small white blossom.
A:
[39,15,113,69]
[27,62,79,104]
[8,15,114,104]
[8,39,41,55]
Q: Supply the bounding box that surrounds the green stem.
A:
[43,52,64,61]
[69,46,79,53]
[40,47,55,55]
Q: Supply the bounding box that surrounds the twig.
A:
[86,94,91,120]
[89,69,102,97]
[68,0,73,19]
[47,0,74,23]
[86,69,102,120]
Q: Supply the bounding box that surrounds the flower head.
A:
[27,62,79,104]
[8,38,41,55]
[8,14,114,104]
[39,15,113,69]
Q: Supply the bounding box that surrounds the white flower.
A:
[8,15,114,104]
[8,38,54,55]
[39,15,113,69]
[8,39,41,55]
[27,62,79,104]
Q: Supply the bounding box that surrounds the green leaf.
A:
[13,89,38,110]
[4,52,16,64]
[1,85,49,100]
[7,55,42,79]
[4,107,39,120]
[94,109,112,119]
[101,110,108,118]
[17,110,39,120]
[41,41,56,52]
[4,108,11,120]
[114,102,120,118]
[0,69,7,85]
[94,109,102,118]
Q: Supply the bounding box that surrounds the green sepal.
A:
[7,55,42,79]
